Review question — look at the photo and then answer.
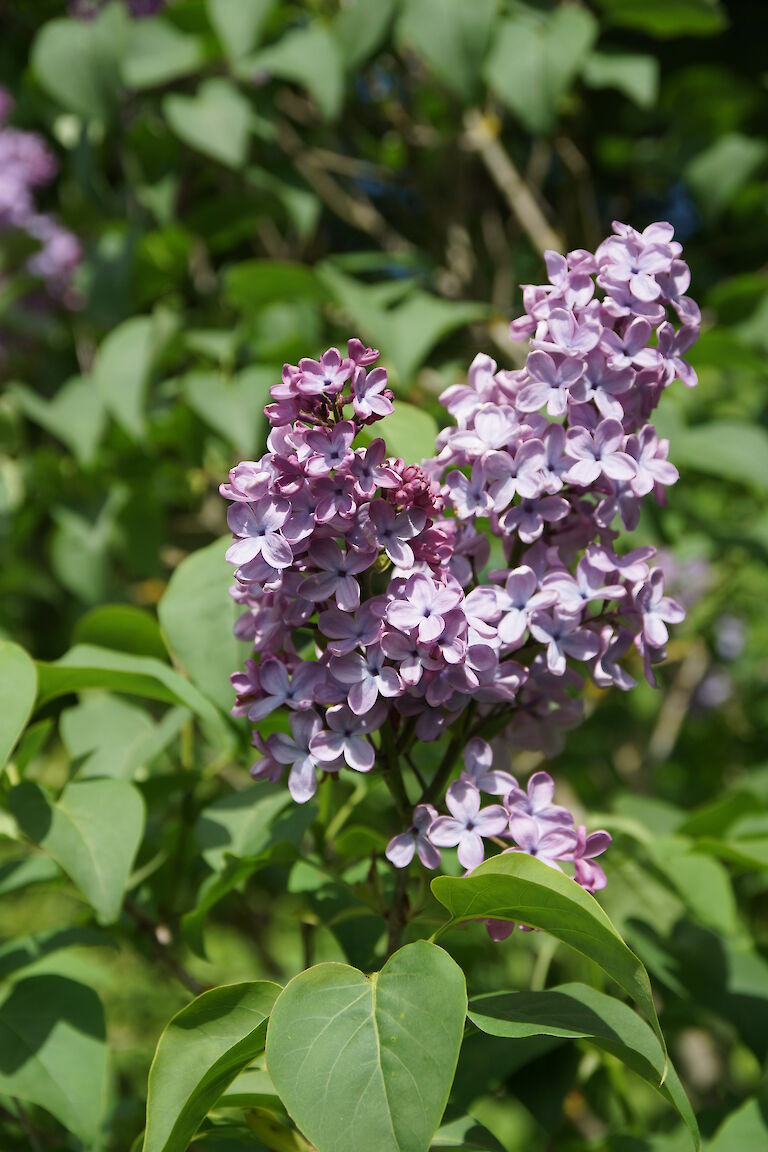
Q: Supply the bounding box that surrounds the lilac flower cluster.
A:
[385,739,610,936]
[0,89,80,303]
[222,221,698,904]
[69,0,165,18]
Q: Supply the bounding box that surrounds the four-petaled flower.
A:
[386,804,441,870]
[429,780,509,870]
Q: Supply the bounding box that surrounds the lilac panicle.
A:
[222,220,698,916]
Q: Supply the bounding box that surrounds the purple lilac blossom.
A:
[0,88,80,303]
[223,220,698,930]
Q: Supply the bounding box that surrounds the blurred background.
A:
[0,1,767,1149]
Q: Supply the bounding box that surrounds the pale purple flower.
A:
[591,626,636,691]
[461,737,516,795]
[505,771,573,826]
[309,703,383,772]
[330,644,402,714]
[429,780,508,870]
[496,565,556,647]
[449,404,518,456]
[565,419,637,486]
[317,604,381,655]
[534,308,601,356]
[300,540,377,611]
[305,421,356,475]
[597,234,673,301]
[500,495,569,543]
[267,711,329,803]
[348,439,399,496]
[446,463,493,519]
[352,366,394,420]
[379,629,429,686]
[633,568,685,648]
[529,608,600,675]
[247,658,319,721]
[226,498,293,569]
[569,349,635,419]
[626,426,678,496]
[386,573,463,643]
[573,825,611,892]
[542,557,625,613]
[369,499,426,568]
[656,321,698,388]
[507,814,577,869]
[517,351,585,417]
[386,804,441,870]
[313,474,357,522]
[297,348,353,396]
[484,439,546,509]
[600,318,661,370]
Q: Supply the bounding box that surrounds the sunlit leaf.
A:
[164,79,252,169]
[266,941,467,1152]
[0,641,37,770]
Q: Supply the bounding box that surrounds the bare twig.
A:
[463,108,563,256]
[646,640,709,764]
[274,116,414,255]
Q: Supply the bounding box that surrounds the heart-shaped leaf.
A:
[468,983,698,1148]
[9,777,145,923]
[164,79,251,169]
[0,641,37,769]
[182,368,271,456]
[266,940,467,1152]
[431,852,664,1054]
[143,981,280,1152]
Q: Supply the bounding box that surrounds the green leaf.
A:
[195,785,294,871]
[647,838,739,936]
[183,800,315,956]
[431,1114,506,1150]
[468,984,698,1147]
[671,420,768,493]
[708,1090,768,1151]
[431,853,663,1052]
[319,264,487,386]
[31,5,128,119]
[158,537,247,713]
[143,981,280,1152]
[0,854,61,896]
[485,6,598,134]
[266,940,467,1152]
[207,0,274,61]
[0,641,37,769]
[0,925,110,981]
[224,260,325,311]
[360,402,439,464]
[334,0,397,69]
[686,134,768,218]
[0,974,107,1143]
[182,367,271,456]
[582,52,660,109]
[50,504,114,604]
[11,376,106,465]
[397,0,498,102]
[72,604,169,660]
[238,22,345,121]
[35,644,232,748]
[93,314,170,439]
[164,79,252,169]
[122,18,204,89]
[9,777,145,923]
[60,694,187,780]
[594,0,728,38]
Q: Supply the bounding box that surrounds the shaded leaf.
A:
[207,0,274,61]
[182,367,271,456]
[72,604,169,661]
[0,641,37,769]
[224,260,325,310]
[60,693,186,780]
[0,974,107,1143]
[334,0,397,70]
[360,401,439,464]
[485,7,598,134]
[397,0,498,102]
[686,134,768,218]
[158,537,248,713]
[239,23,344,121]
[582,52,659,108]
[9,777,145,923]
[31,6,127,119]
[164,79,252,169]
[468,984,698,1147]
[11,377,106,465]
[432,852,663,1052]
[122,18,204,89]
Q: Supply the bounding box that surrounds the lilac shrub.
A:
[0,89,80,305]
[222,221,699,922]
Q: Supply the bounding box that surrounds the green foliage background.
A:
[0,0,767,1149]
